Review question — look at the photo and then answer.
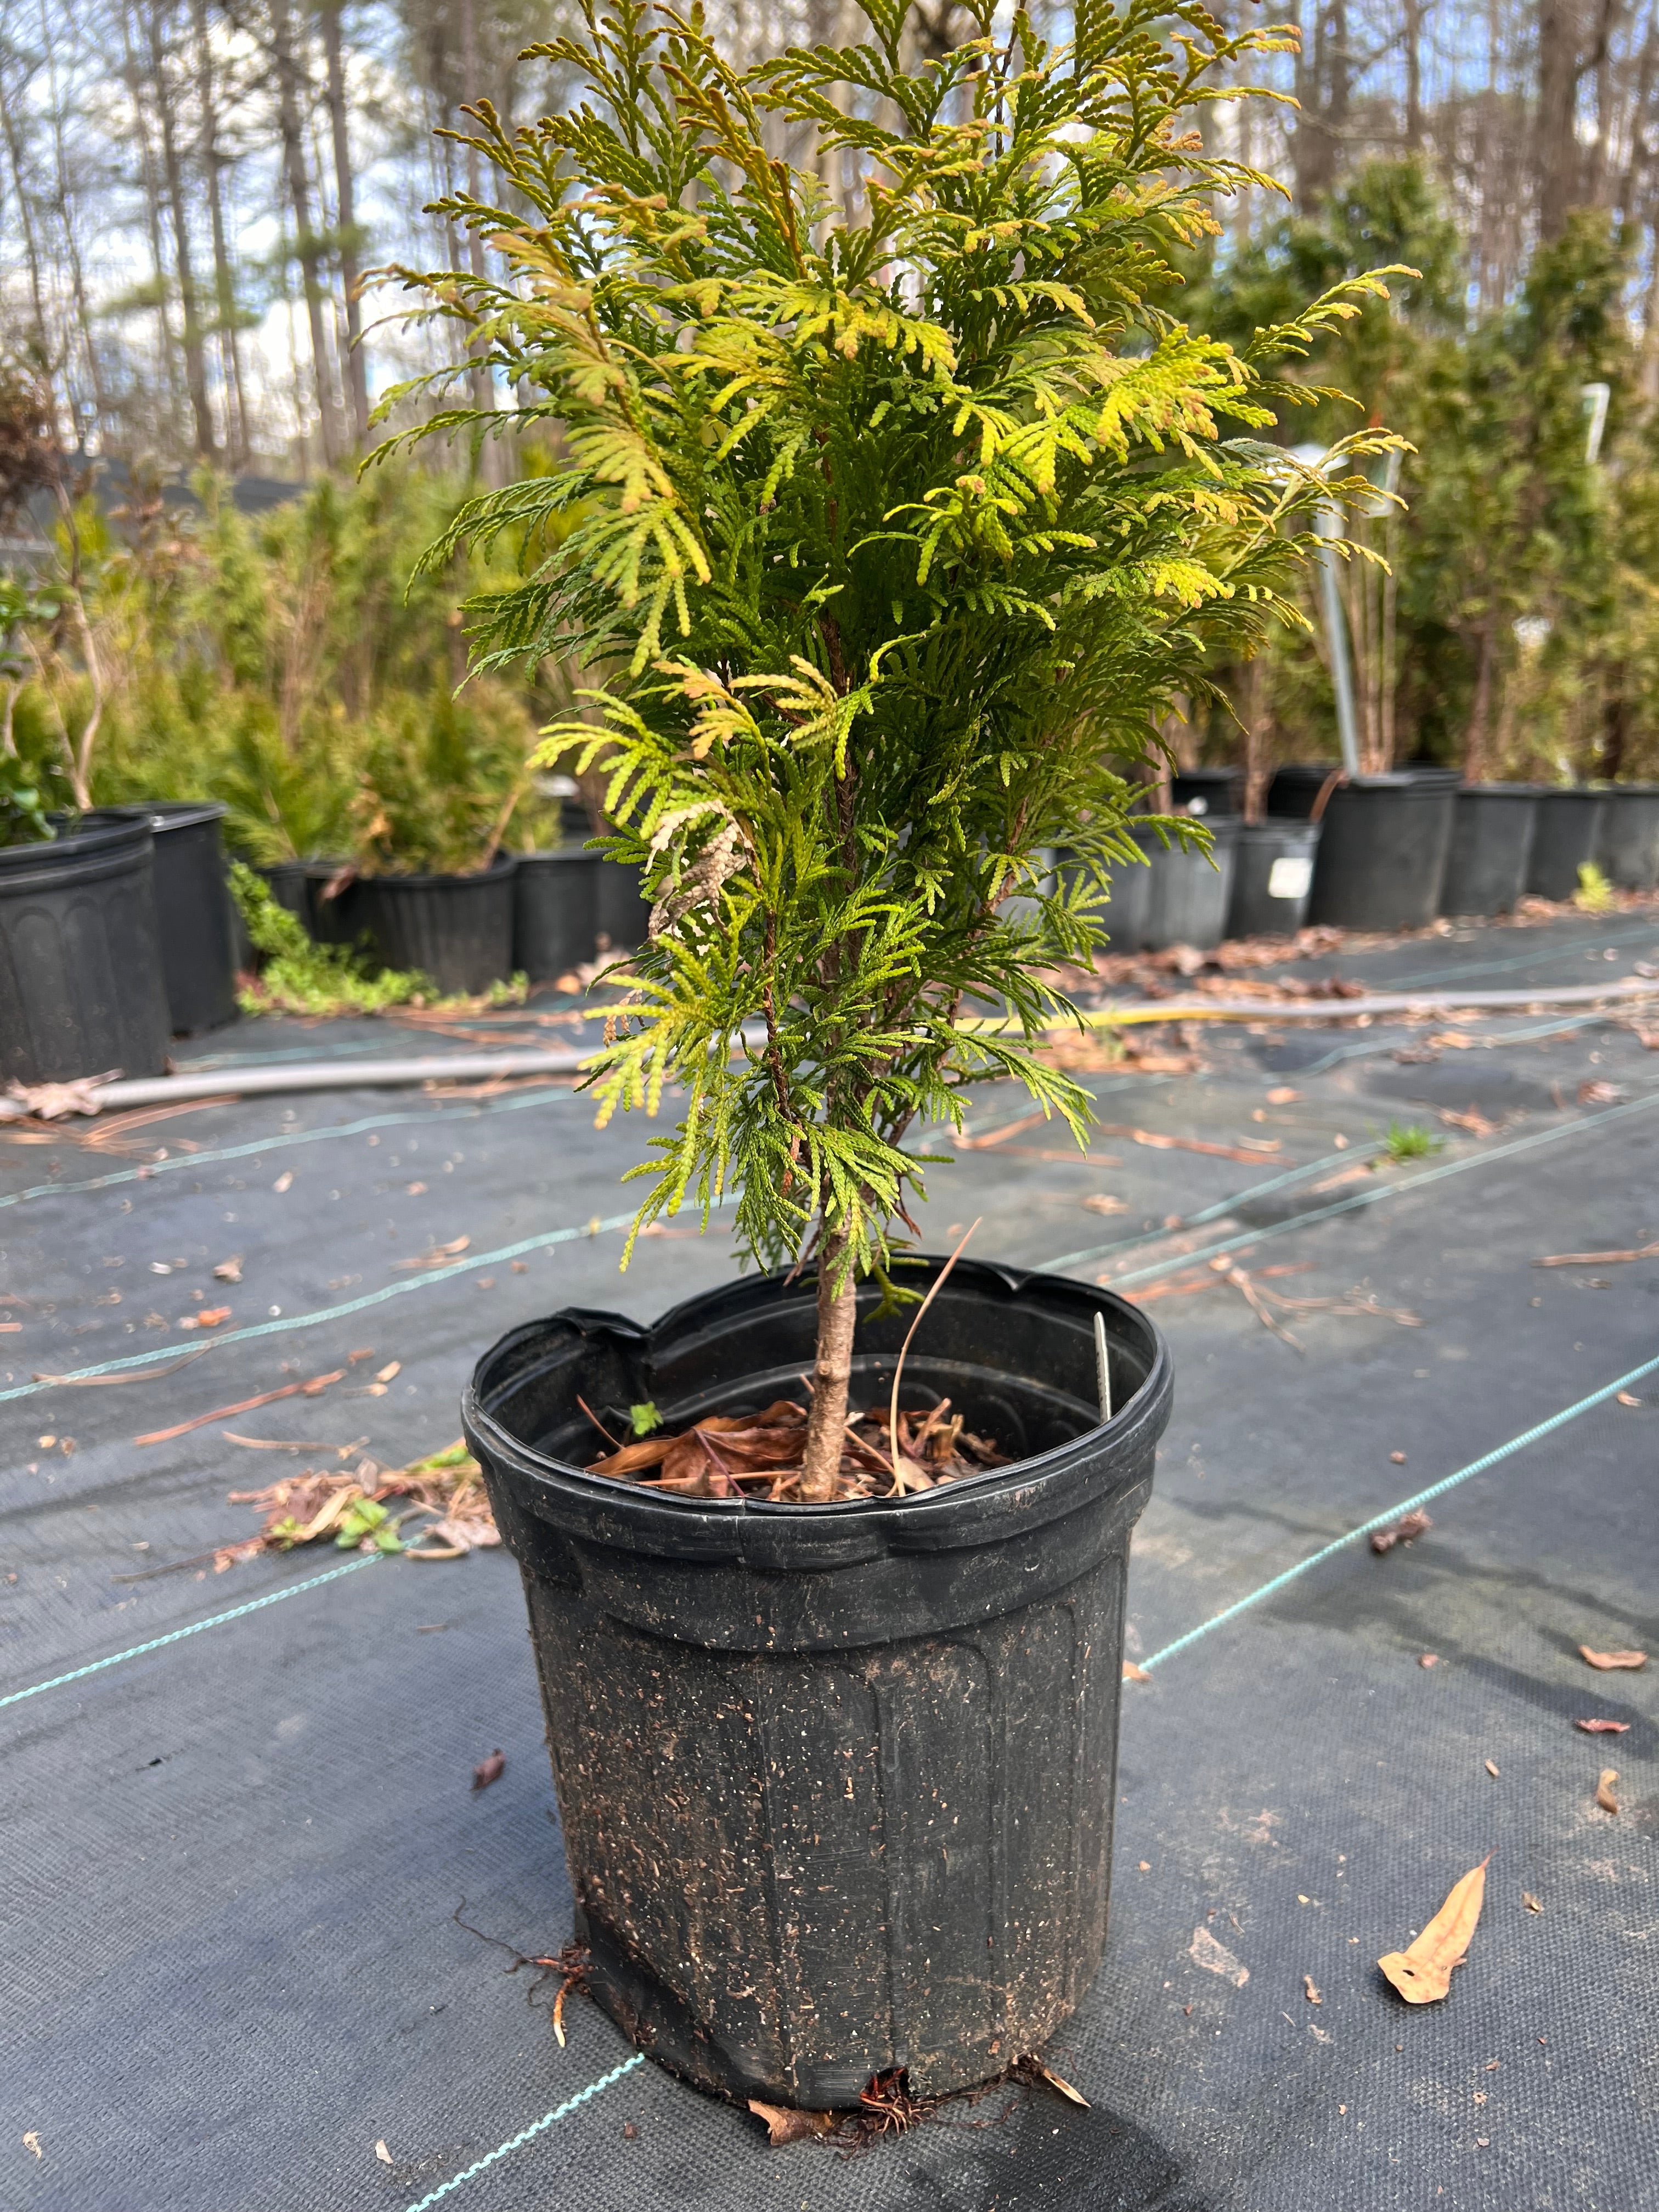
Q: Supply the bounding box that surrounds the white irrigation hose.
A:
[2,981,1654,1119]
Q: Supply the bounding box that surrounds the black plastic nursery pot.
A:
[462,1257,1171,2111]
[1302,774,1458,931]
[1133,814,1240,952]
[1057,844,1150,953]
[595,856,652,953]
[258,859,313,922]
[1225,820,1321,939]
[512,849,603,981]
[1265,761,1347,819]
[1169,765,1243,816]
[140,801,239,1034]
[346,853,517,997]
[1595,783,1659,891]
[0,810,171,1087]
[1437,783,1538,918]
[1526,788,1606,902]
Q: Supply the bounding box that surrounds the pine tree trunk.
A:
[40,0,114,444]
[120,0,187,441]
[0,52,52,371]
[456,0,500,482]
[1537,0,1581,240]
[1463,616,1497,782]
[147,0,217,458]
[320,0,369,447]
[1403,0,1423,151]
[270,0,341,467]
[799,1225,857,1502]
[193,0,251,467]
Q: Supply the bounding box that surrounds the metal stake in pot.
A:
[1094,1308,1113,1423]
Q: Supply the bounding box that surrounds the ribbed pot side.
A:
[463,1257,1171,2111]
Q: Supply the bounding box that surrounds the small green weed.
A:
[1573,861,1618,913]
[630,1402,661,1437]
[230,860,432,1015]
[1381,1120,1444,1164]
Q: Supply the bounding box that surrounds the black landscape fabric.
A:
[2,909,1655,2212]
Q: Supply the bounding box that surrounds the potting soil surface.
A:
[3,906,1657,2212]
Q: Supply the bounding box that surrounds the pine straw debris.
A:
[585,1396,1008,1503]
[217,1441,498,1568]
[1114,1254,1421,1351]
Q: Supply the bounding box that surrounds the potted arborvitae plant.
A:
[407,0,1394,2111]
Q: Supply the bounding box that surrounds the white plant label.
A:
[1267,855,1313,900]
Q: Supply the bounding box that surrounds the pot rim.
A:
[463,1256,1172,1540]
[0,809,153,883]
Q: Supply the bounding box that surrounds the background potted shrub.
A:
[419,0,1389,2109]
[0,377,172,1084]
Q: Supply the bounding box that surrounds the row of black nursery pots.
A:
[1144,768,1659,946]
[267,837,652,996]
[0,801,238,1089]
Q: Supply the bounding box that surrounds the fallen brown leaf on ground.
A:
[1617,1392,1643,1406]
[471,1750,505,1792]
[950,1109,1052,1150]
[1523,1892,1543,1914]
[1575,1718,1630,1733]
[1580,1646,1647,1670]
[1578,1079,1625,1104]
[375,2142,392,2166]
[1440,1105,1501,1137]
[1596,1769,1621,1814]
[1372,1509,1433,1555]
[1378,1857,1489,2004]
[178,1306,231,1331]
[1420,1654,1441,1667]
[135,1367,346,1445]
[22,2132,42,2159]
[273,1170,294,1192]
[1082,1193,1129,1215]
[1310,1163,1379,1192]
[1188,1926,1249,1985]
[393,1235,470,1270]
[1019,2059,1090,2107]
[213,1256,242,1283]
[32,1345,211,1388]
[1304,1975,1322,2005]
[1267,1087,1301,1104]
[747,2100,838,2146]
[1485,1759,1500,1778]
[376,1361,400,1383]
[1123,1662,1151,1683]
[1391,1451,1408,1464]
[1096,1122,1283,1165]
[225,1440,498,1562]
[1533,1240,1659,1268]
